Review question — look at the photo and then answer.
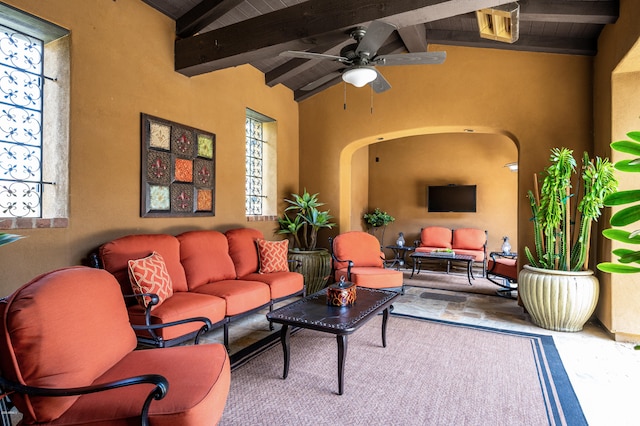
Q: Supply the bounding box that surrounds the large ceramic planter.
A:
[518,265,599,332]
[288,249,332,295]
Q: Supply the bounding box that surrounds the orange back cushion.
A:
[332,231,383,270]
[177,230,237,289]
[420,227,453,248]
[453,228,486,250]
[225,228,264,277]
[100,234,188,293]
[0,267,137,423]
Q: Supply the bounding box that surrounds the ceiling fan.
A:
[280,20,446,93]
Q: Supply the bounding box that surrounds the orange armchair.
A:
[330,231,404,292]
[0,267,230,425]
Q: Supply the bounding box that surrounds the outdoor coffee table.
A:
[266,286,400,395]
[410,252,476,285]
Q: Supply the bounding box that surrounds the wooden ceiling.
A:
[142,0,619,101]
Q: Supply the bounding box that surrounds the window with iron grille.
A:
[0,6,69,225]
[245,109,275,217]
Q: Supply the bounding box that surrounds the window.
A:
[245,109,276,219]
[0,5,69,227]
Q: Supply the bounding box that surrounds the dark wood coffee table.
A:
[410,252,476,285]
[266,286,400,395]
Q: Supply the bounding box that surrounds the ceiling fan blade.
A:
[374,51,447,66]
[300,71,343,91]
[280,51,348,62]
[355,20,397,59]
[369,70,391,94]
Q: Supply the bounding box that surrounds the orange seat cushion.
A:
[419,227,452,249]
[242,271,304,299]
[177,230,237,290]
[225,227,263,277]
[488,258,518,280]
[100,234,189,294]
[332,231,383,270]
[335,267,403,289]
[193,280,271,316]
[127,292,226,341]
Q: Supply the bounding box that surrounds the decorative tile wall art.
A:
[140,113,215,217]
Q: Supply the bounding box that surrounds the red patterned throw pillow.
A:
[256,239,289,274]
[127,252,174,310]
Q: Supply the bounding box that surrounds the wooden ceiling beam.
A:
[426,29,597,56]
[398,25,428,53]
[175,0,516,76]
[520,0,618,25]
[176,0,245,38]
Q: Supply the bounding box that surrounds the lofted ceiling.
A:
[142,0,619,101]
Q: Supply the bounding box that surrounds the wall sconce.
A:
[476,3,520,44]
[504,162,518,172]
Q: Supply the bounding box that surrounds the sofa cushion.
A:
[332,231,383,270]
[193,280,271,316]
[0,267,137,423]
[453,228,486,250]
[334,267,403,289]
[242,271,303,299]
[127,252,173,310]
[256,239,289,273]
[225,228,263,277]
[420,227,453,249]
[127,292,226,341]
[100,234,188,294]
[177,230,237,290]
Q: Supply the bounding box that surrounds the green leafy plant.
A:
[363,208,395,228]
[525,148,618,271]
[0,233,24,247]
[277,189,335,250]
[597,131,640,274]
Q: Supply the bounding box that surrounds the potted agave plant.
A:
[520,147,618,332]
[0,233,24,247]
[277,189,335,294]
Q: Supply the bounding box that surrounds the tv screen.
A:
[428,185,477,212]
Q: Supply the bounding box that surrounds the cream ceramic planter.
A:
[518,265,599,332]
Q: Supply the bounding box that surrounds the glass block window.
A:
[0,24,44,218]
[245,109,275,216]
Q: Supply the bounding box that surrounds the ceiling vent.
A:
[476,3,520,44]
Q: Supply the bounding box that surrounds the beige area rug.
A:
[220,314,585,426]
[402,268,509,297]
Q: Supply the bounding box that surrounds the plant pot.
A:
[518,265,599,332]
[288,248,332,295]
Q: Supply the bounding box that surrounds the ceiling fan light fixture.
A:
[342,67,377,88]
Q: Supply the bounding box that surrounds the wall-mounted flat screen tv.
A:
[428,185,477,212]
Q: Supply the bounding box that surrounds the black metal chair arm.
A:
[0,374,167,426]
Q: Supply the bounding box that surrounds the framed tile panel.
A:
[141,113,216,217]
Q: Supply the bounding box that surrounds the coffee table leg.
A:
[466,260,473,285]
[280,324,290,379]
[381,307,389,348]
[336,334,347,395]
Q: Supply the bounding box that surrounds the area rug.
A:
[219,314,586,426]
[403,269,508,297]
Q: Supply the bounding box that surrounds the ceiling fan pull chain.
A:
[344,82,348,110]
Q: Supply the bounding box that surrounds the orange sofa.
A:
[0,267,230,425]
[414,226,488,275]
[94,227,303,348]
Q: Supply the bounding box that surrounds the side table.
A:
[385,245,415,270]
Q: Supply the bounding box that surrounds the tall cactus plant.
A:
[525,148,618,272]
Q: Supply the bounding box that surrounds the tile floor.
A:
[201,282,640,426]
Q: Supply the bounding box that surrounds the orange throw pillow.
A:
[256,239,289,273]
[127,252,173,310]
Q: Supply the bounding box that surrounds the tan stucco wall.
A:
[594,0,640,340]
[0,0,299,295]
[365,133,518,252]
[299,44,593,266]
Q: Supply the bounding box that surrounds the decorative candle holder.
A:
[327,276,357,307]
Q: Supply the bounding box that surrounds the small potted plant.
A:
[363,208,395,246]
[277,189,335,294]
[520,147,617,332]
